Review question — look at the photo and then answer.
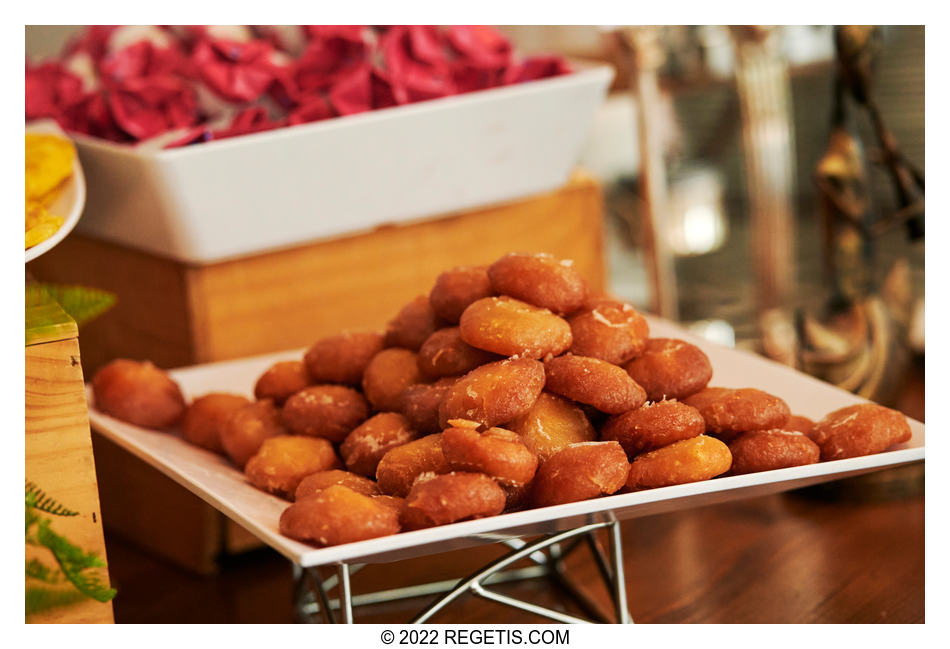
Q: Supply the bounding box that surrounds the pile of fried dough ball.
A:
[92,252,913,548]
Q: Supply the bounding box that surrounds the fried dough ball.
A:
[501,483,531,512]
[601,400,705,458]
[543,354,646,414]
[530,441,630,508]
[567,300,650,365]
[245,435,341,499]
[294,469,380,500]
[441,422,539,487]
[220,399,287,468]
[372,495,405,515]
[683,387,790,441]
[384,296,444,351]
[487,252,588,315]
[623,338,713,402]
[400,378,457,434]
[626,435,732,491]
[400,472,506,530]
[810,403,912,461]
[279,485,400,547]
[181,393,251,454]
[92,359,186,429]
[417,327,499,378]
[375,434,451,497]
[304,331,384,385]
[727,429,820,475]
[281,385,369,443]
[438,358,546,428]
[254,360,310,405]
[459,296,572,359]
[785,414,816,436]
[508,392,596,462]
[362,348,425,412]
[340,412,418,477]
[429,265,495,323]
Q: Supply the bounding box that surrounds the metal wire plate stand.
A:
[293,519,633,624]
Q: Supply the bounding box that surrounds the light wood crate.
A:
[25,286,114,623]
[29,171,607,572]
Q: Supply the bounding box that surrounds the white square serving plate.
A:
[86,316,924,567]
[71,65,613,264]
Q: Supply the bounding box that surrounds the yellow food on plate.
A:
[25,203,64,249]
[25,132,75,250]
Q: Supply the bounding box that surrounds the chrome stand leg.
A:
[608,521,633,624]
[338,563,354,624]
[411,522,617,624]
[309,567,336,624]
[292,520,634,624]
[292,564,314,624]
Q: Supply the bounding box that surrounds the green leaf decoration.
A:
[36,519,116,603]
[26,558,62,584]
[30,282,117,327]
[26,586,87,618]
[26,481,79,517]
[25,483,117,613]
[26,500,40,536]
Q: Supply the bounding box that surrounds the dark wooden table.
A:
[104,463,923,624]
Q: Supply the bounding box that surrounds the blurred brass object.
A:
[799,294,908,402]
[815,126,871,302]
[835,25,924,240]
[773,26,923,407]
[803,120,913,402]
[834,25,882,106]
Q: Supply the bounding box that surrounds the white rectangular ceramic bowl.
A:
[86,316,925,567]
[71,65,613,264]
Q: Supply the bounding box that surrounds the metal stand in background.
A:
[293,520,633,624]
[731,26,799,367]
[609,26,679,321]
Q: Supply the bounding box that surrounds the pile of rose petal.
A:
[26,25,571,149]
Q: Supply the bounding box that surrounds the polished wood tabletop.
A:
[104,463,923,624]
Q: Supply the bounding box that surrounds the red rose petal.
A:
[64,91,130,142]
[25,62,86,122]
[446,25,512,69]
[294,28,368,94]
[192,38,280,103]
[381,26,455,103]
[107,76,199,141]
[504,55,572,83]
[328,64,373,115]
[370,68,400,109]
[304,25,367,44]
[254,25,309,56]
[64,25,119,62]
[453,67,497,93]
[99,41,190,83]
[212,106,283,140]
[28,25,574,145]
[406,25,446,65]
[288,95,334,125]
